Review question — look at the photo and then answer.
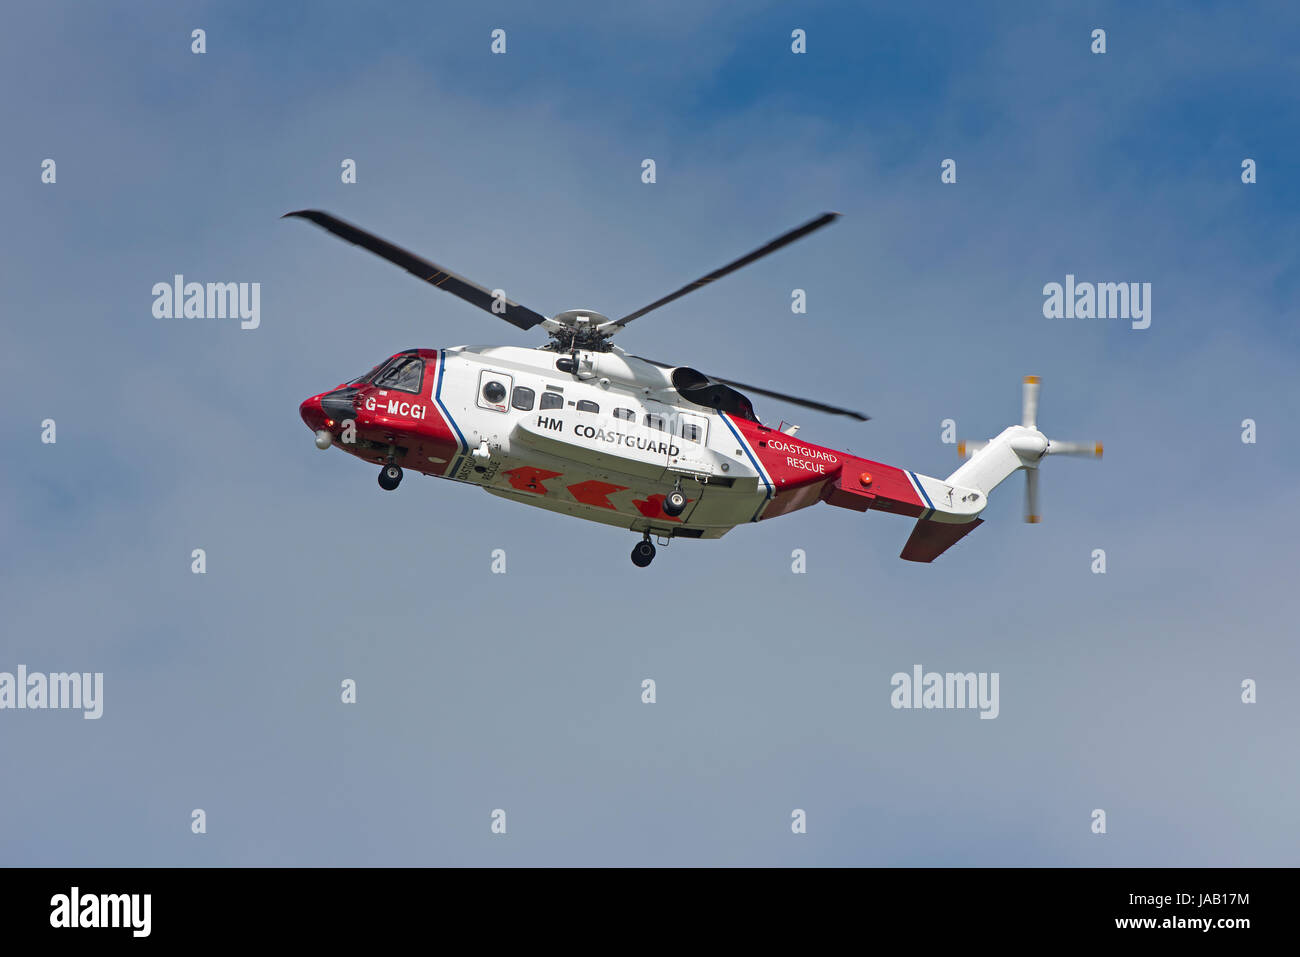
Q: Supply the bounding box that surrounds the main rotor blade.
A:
[608,212,840,329]
[632,355,869,421]
[711,375,870,421]
[282,210,548,331]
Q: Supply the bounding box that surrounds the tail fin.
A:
[900,517,984,562]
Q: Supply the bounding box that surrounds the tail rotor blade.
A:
[1046,440,1103,458]
[1022,375,1040,429]
[1025,468,1041,524]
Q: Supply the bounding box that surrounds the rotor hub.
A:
[544,308,616,351]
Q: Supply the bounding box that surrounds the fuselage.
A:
[300,345,967,540]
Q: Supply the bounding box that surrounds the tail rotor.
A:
[954,376,1102,523]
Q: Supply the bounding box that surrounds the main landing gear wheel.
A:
[663,489,687,517]
[378,464,403,491]
[631,539,656,568]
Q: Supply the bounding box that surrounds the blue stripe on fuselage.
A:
[434,349,467,477]
[721,414,774,522]
[908,470,934,521]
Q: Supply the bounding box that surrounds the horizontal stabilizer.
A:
[900,518,983,563]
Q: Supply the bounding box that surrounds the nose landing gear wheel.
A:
[663,489,687,517]
[631,539,656,567]
[378,464,403,491]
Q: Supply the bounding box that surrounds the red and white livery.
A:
[290,211,1101,566]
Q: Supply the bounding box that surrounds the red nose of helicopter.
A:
[299,394,326,431]
[300,387,360,450]
[299,393,335,450]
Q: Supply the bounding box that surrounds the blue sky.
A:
[1,1,1297,865]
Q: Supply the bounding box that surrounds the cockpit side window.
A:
[371,356,424,394]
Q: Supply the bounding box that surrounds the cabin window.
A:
[680,421,703,443]
[511,386,535,411]
[612,408,635,422]
[644,413,667,432]
[482,380,507,404]
[540,391,563,410]
[576,400,599,413]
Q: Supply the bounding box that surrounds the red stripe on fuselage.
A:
[729,418,926,520]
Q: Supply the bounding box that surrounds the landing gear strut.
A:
[631,534,656,568]
[378,463,403,491]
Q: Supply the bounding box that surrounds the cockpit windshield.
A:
[347,361,386,385]
[369,355,425,394]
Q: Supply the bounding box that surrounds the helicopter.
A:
[289,209,1101,567]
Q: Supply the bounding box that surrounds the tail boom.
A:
[726,417,986,562]
[734,376,1099,561]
